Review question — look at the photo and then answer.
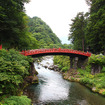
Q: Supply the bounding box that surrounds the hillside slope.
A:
[28,17,61,48]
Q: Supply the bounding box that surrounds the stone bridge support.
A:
[91,64,102,75]
[77,57,88,69]
[69,56,88,70]
[70,57,74,69]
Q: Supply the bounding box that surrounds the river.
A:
[24,56,105,105]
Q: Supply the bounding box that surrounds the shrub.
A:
[54,55,70,72]
[88,54,105,67]
[61,66,69,72]
[102,91,105,96]
[80,78,90,84]
[101,66,105,73]
[0,49,33,97]
[1,96,31,105]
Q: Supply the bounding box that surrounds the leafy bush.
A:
[1,96,31,105]
[88,54,105,67]
[102,91,105,95]
[78,67,105,90]
[0,49,33,97]
[61,67,69,72]
[54,55,70,72]
[101,66,105,73]
[58,65,63,70]
[80,77,90,84]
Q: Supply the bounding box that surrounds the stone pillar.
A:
[78,57,88,69]
[70,56,74,69]
[73,57,78,70]
[91,63,102,75]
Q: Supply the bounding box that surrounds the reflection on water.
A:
[24,56,105,105]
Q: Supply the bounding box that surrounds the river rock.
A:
[92,87,97,92]
[25,76,38,84]
[48,66,54,70]
[43,65,48,68]
[33,76,38,83]
[48,65,59,71]
[37,67,40,69]
[46,62,50,65]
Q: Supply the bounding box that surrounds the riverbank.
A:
[24,56,105,105]
[53,55,105,97]
[62,68,105,97]
[40,56,105,97]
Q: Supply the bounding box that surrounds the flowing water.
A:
[24,56,105,105]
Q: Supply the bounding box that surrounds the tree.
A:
[0,0,37,49]
[28,16,61,48]
[68,12,88,51]
[86,0,105,54]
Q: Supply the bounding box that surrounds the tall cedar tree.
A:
[86,0,105,54]
[68,12,88,51]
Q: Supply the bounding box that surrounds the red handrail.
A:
[0,45,2,50]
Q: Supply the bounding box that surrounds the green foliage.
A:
[28,16,61,48]
[61,67,69,72]
[101,67,105,72]
[54,53,105,93]
[102,91,105,95]
[68,12,89,51]
[0,0,38,50]
[69,0,105,54]
[78,67,105,90]
[54,55,70,72]
[1,96,31,105]
[88,54,105,66]
[62,44,73,49]
[85,0,105,53]
[0,49,33,97]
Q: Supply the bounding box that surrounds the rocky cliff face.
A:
[25,62,38,84]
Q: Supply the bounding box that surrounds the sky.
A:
[24,0,89,44]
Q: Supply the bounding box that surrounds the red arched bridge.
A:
[0,45,91,69]
[0,45,91,58]
[20,48,91,58]
[20,48,91,69]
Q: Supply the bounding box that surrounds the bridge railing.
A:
[0,45,91,57]
[0,45,2,50]
[20,48,91,57]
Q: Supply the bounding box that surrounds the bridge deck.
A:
[20,48,91,57]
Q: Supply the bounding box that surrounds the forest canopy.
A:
[69,0,105,54]
[0,0,62,50]
[27,16,62,48]
[0,0,38,50]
